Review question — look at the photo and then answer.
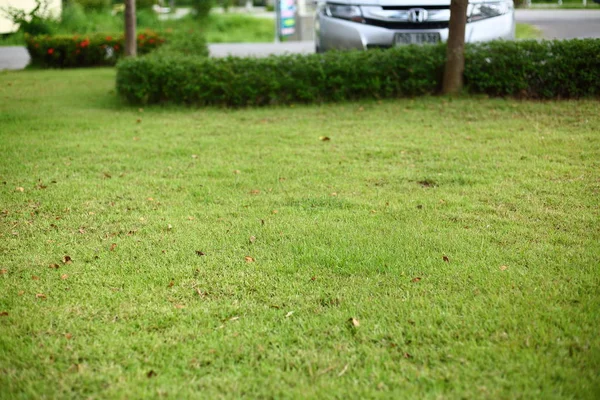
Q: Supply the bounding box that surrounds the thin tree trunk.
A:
[442,0,468,94]
[125,0,137,57]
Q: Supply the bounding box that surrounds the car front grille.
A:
[363,19,449,30]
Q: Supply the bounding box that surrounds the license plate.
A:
[394,33,441,45]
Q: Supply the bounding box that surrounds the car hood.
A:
[339,0,452,5]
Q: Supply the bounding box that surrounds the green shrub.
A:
[464,39,600,98]
[191,0,214,19]
[116,39,600,106]
[116,45,445,106]
[70,0,111,11]
[26,30,166,68]
[153,29,209,57]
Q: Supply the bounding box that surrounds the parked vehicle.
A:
[315,0,515,52]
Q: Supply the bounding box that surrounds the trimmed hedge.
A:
[465,39,600,98]
[116,39,600,106]
[25,30,166,68]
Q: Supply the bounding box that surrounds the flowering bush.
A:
[25,30,166,68]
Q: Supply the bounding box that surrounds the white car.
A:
[315,0,515,52]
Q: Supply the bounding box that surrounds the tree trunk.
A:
[442,0,468,95]
[125,0,137,57]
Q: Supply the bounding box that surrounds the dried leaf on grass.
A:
[245,256,255,263]
[348,317,360,327]
[62,256,72,264]
[411,277,422,283]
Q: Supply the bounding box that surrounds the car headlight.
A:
[325,4,365,23]
[468,1,512,22]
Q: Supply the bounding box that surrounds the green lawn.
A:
[0,69,599,399]
[516,23,543,39]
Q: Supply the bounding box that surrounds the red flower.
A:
[106,36,112,41]
[80,39,90,48]
[114,44,120,51]
[149,39,155,44]
[47,48,54,55]
[138,34,145,40]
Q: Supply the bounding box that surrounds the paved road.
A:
[515,9,600,39]
[1,9,599,70]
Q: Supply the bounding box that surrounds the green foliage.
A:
[117,39,600,106]
[1,0,54,35]
[191,0,214,19]
[25,31,166,68]
[153,29,209,57]
[465,39,600,98]
[69,0,111,11]
[116,45,445,106]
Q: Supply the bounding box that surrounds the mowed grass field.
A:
[0,69,599,399]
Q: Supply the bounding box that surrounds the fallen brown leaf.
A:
[62,255,72,264]
[15,187,24,192]
[403,352,413,359]
[65,333,72,340]
[195,250,206,256]
[32,275,39,280]
[78,228,85,234]
[319,136,331,141]
[411,277,422,283]
[18,290,24,296]
[147,370,156,378]
[271,210,278,214]
[168,281,174,287]
[60,274,68,280]
[174,304,185,309]
[244,256,255,263]
[250,189,260,195]
[0,269,7,274]
[49,263,60,269]
[110,243,117,251]
[443,255,450,263]
[249,235,256,244]
[0,311,8,317]
[348,317,360,327]
[500,265,508,271]
[136,118,142,123]
[35,293,46,299]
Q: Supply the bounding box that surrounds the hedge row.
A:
[26,30,166,68]
[116,39,600,106]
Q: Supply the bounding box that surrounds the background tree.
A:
[442,0,468,94]
[124,0,136,57]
